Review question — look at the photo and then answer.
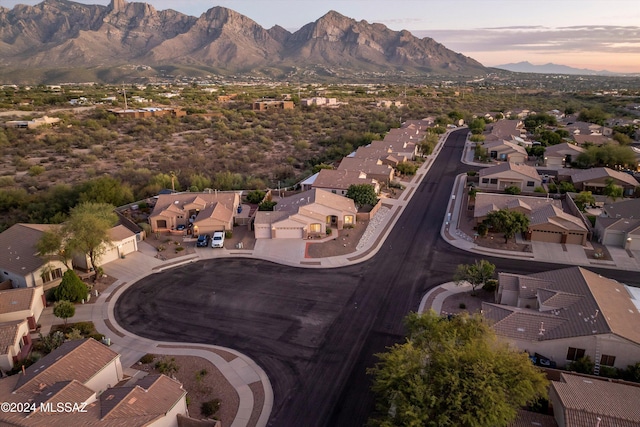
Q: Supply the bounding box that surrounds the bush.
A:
[28,165,46,176]
[466,171,477,176]
[534,186,546,193]
[477,223,488,237]
[70,321,94,335]
[483,279,498,292]
[225,230,233,239]
[395,162,418,176]
[54,270,89,303]
[258,200,277,211]
[246,190,266,204]
[389,180,405,189]
[155,357,179,376]
[89,333,105,341]
[504,186,521,195]
[139,354,155,364]
[201,399,221,418]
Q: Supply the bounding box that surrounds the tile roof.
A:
[474,193,560,219]
[338,157,394,175]
[603,218,640,233]
[603,198,640,219]
[312,169,376,191]
[529,204,588,232]
[478,162,541,181]
[493,267,640,344]
[151,192,239,218]
[552,372,640,425]
[570,167,640,187]
[108,224,135,242]
[483,139,528,155]
[0,319,26,354]
[573,134,613,146]
[15,338,120,394]
[508,409,558,427]
[0,223,57,277]
[0,287,36,314]
[543,142,585,156]
[101,374,185,421]
[482,302,568,341]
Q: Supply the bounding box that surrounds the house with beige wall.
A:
[0,338,191,426]
[543,143,585,168]
[0,286,45,330]
[312,169,380,196]
[0,224,69,289]
[0,319,31,372]
[73,224,138,271]
[338,157,395,185]
[478,162,542,192]
[483,267,640,372]
[565,167,639,197]
[482,140,528,163]
[254,188,357,239]
[149,192,240,235]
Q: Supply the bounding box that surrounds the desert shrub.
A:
[504,186,521,195]
[225,230,233,239]
[483,279,498,292]
[258,200,277,211]
[201,399,221,418]
[28,165,46,176]
[477,223,488,237]
[89,333,105,341]
[139,354,155,364]
[155,357,179,376]
[396,162,418,176]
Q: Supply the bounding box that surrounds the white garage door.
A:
[603,231,625,247]
[274,227,303,239]
[254,226,272,239]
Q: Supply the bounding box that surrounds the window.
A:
[310,223,321,233]
[600,354,616,366]
[344,215,354,225]
[481,178,489,184]
[490,178,498,184]
[51,268,62,280]
[527,181,535,187]
[566,347,586,361]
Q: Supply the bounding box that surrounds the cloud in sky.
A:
[416,26,640,72]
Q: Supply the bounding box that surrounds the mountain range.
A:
[0,0,488,83]
[493,61,624,76]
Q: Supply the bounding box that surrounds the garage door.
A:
[100,245,120,265]
[629,238,640,251]
[603,231,625,246]
[566,233,585,245]
[531,230,562,243]
[274,227,303,239]
[254,226,272,239]
[120,238,137,255]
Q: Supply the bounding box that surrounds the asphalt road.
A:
[115,129,640,427]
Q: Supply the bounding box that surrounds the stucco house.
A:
[473,193,588,245]
[549,372,640,427]
[478,162,542,192]
[566,167,639,196]
[483,266,640,371]
[485,119,526,142]
[0,319,31,373]
[73,224,138,271]
[594,198,640,250]
[0,285,45,330]
[312,169,380,196]
[543,143,585,167]
[254,189,357,239]
[338,157,395,185]
[0,338,191,427]
[482,140,528,163]
[149,192,240,235]
[0,224,69,289]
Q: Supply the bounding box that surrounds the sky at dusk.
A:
[3,0,640,73]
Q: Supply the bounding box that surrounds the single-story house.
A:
[527,204,589,245]
[567,167,639,196]
[473,193,561,225]
[0,224,69,289]
[572,134,614,146]
[312,169,380,196]
[149,192,240,235]
[594,199,640,249]
[482,140,528,163]
[0,286,45,330]
[73,224,138,271]
[338,157,395,185]
[484,266,640,370]
[484,119,526,142]
[473,193,588,245]
[478,162,542,192]
[0,319,31,373]
[550,372,640,427]
[543,142,585,167]
[565,122,612,137]
[254,188,357,239]
[595,217,640,250]
[352,145,406,167]
[0,338,191,427]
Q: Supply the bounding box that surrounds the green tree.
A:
[346,184,378,208]
[246,190,266,204]
[603,178,624,201]
[567,356,595,375]
[36,227,71,269]
[395,162,418,176]
[453,259,496,295]
[54,270,88,303]
[485,209,530,243]
[369,311,548,427]
[77,176,134,207]
[558,181,576,194]
[504,185,521,195]
[64,202,117,279]
[573,191,595,212]
[53,300,75,328]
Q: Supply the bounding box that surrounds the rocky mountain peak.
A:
[109,0,127,13]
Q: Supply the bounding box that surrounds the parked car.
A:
[211,231,225,248]
[196,234,210,247]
